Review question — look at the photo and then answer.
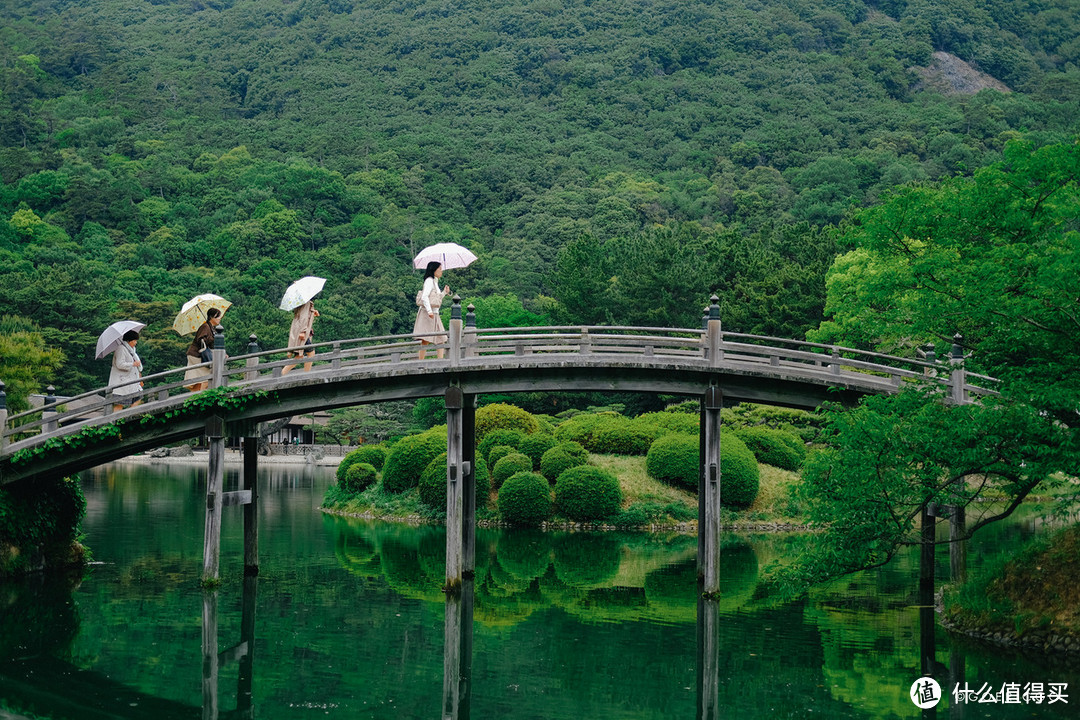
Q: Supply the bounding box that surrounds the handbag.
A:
[199,340,213,363]
[415,289,424,307]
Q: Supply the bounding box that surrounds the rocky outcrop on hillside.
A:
[912,51,1011,95]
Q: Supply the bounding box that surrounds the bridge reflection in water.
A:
[0,530,979,719]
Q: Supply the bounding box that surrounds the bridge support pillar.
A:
[699,386,722,594]
[243,436,259,575]
[445,387,476,592]
[203,415,225,583]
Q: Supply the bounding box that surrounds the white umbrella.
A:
[173,294,232,335]
[412,242,478,270]
[279,276,327,311]
[96,320,147,360]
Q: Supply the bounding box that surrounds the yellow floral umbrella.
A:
[173,294,232,335]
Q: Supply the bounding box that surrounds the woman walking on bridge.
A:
[413,261,450,359]
[109,330,143,411]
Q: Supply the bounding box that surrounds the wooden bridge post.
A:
[449,295,463,366]
[462,392,477,575]
[706,296,721,366]
[203,415,226,583]
[0,381,7,453]
[244,334,260,382]
[464,304,477,358]
[211,325,226,390]
[949,501,967,583]
[949,333,966,404]
[445,386,465,592]
[699,385,723,594]
[243,434,259,576]
[42,386,58,434]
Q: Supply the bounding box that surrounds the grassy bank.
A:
[943,523,1080,643]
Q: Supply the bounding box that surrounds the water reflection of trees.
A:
[326,517,762,627]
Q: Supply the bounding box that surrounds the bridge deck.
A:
[0,316,994,484]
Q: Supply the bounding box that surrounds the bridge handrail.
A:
[1,321,994,453]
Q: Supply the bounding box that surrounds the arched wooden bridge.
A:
[0,297,994,592]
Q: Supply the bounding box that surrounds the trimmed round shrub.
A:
[552,413,605,445]
[645,431,760,509]
[518,433,556,468]
[635,411,699,434]
[342,462,377,494]
[589,416,657,455]
[418,452,448,509]
[646,434,699,488]
[733,426,807,471]
[540,447,585,483]
[497,471,552,525]
[418,453,492,511]
[475,403,539,441]
[558,441,588,463]
[344,444,388,474]
[492,452,533,489]
[554,465,623,522]
[478,429,524,462]
[486,444,518,468]
[382,431,446,493]
[337,445,387,481]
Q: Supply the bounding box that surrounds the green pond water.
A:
[1,461,1077,719]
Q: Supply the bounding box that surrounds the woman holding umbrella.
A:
[109,330,144,411]
[184,308,222,392]
[281,276,325,375]
[413,261,451,360]
[282,301,320,374]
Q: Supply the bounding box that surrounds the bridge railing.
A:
[0,299,996,454]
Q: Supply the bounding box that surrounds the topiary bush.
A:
[558,441,588,463]
[645,432,760,509]
[589,415,658,455]
[518,433,556,468]
[732,426,807,471]
[492,452,533,490]
[418,453,492,511]
[645,434,699,488]
[336,444,388,481]
[418,452,448,509]
[342,462,377,494]
[382,431,446,493]
[635,411,699,435]
[478,429,524,462]
[540,446,586,483]
[486,444,517,468]
[552,412,605,445]
[554,465,623,522]
[497,471,552,525]
[475,403,539,441]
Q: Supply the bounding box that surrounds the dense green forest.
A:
[1,0,1078,402]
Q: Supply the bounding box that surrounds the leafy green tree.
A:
[0,315,64,412]
[777,140,1080,592]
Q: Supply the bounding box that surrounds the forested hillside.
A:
[1,0,1078,401]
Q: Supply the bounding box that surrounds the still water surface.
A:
[1,461,1077,719]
